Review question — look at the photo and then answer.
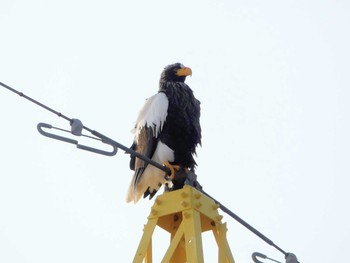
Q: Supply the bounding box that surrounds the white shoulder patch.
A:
[133,92,169,141]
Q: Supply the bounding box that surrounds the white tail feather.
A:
[126,141,174,203]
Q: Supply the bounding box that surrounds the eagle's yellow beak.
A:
[176,67,192,77]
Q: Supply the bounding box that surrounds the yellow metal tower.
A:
[132,185,235,263]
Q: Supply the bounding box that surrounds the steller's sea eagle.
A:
[126,63,201,203]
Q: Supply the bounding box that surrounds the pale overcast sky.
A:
[1,0,349,262]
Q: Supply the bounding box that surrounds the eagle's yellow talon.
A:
[163,160,180,180]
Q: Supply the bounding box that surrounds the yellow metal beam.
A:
[183,209,204,263]
[133,218,158,263]
[146,237,152,263]
[132,186,235,263]
[163,221,185,262]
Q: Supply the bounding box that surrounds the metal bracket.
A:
[252,252,282,263]
[37,122,118,156]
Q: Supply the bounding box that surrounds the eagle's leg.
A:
[163,160,181,180]
[163,161,192,192]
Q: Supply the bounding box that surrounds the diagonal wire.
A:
[1,81,298,261]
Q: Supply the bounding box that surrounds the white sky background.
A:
[0,0,349,262]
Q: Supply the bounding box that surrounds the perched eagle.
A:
[126,63,201,203]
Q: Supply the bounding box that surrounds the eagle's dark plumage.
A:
[127,63,201,203]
